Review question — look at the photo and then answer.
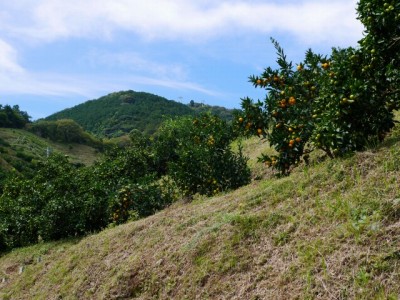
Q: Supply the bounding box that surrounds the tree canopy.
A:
[0,104,30,129]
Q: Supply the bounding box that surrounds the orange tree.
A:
[239,0,399,175]
[154,113,250,196]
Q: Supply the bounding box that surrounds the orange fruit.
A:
[321,62,330,70]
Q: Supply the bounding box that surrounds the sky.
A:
[0,0,364,120]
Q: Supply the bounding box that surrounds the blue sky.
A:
[0,0,364,120]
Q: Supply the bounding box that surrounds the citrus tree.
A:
[239,0,399,175]
[154,113,251,196]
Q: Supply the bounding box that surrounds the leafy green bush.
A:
[0,155,82,247]
[239,0,399,175]
[109,177,175,225]
[154,114,251,196]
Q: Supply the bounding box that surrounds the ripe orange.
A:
[288,97,296,105]
[257,128,263,135]
[295,137,301,143]
[321,62,330,70]
[238,117,244,123]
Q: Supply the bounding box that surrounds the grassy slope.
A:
[0,126,400,299]
[0,128,100,170]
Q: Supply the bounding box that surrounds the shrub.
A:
[109,177,175,225]
[154,114,251,196]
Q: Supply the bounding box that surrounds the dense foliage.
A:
[0,147,171,249]
[0,104,30,128]
[45,91,195,137]
[239,0,399,175]
[154,114,250,196]
[0,113,250,249]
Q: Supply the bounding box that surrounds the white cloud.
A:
[89,51,188,80]
[124,75,221,97]
[3,0,363,46]
[0,39,24,74]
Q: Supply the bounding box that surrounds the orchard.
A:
[239,0,400,175]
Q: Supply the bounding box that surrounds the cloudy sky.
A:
[0,0,364,120]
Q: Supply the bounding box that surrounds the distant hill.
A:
[45,91,192,137]
[45,91,237,138]
[0,127,101,183]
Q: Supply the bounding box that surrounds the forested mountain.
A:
[45,91,190,137]
[45,91,237,138]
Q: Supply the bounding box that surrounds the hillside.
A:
[45,91,237,138]
[0,119,399,299]
[0,128,101,181]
